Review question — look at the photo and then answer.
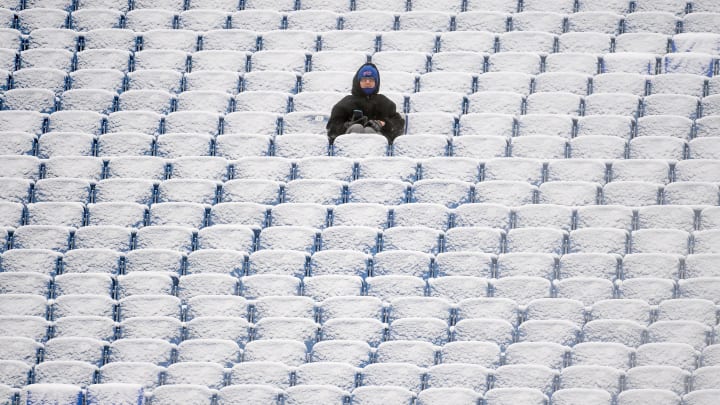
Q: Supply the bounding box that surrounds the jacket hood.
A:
[352,62,380,96]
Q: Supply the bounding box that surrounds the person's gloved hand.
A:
[367,120,383,133]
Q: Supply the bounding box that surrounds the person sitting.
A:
[326,62,405,144]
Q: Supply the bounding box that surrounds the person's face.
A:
[359,77,376,89]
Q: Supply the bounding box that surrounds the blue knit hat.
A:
[357,65,379,94]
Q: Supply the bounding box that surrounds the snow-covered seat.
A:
[229,9,282,31]
[439,341,500,368]
[584,94,641,117]
[392,203,450,230]
[220,179,282,205]
[286,10,340,31]
[119,315,183,343]
[342,10,396,32]
[123,249,185,275]
[12,68,67,95]
[408,92,464,115]
[118,295,181,320]
[372,341,435,367]
[82,28,136,51]
[85,383,145,405]
[332,133,388,157]
[76,49,132,72]
[156,179,217,204]
[558,365,623,395]
[570,341,633,369]
[260,30,317,52]
[249,50,308,74]
[589,298,653,324]
[504,341,569,370]
[525,298,586,324]
[429,52,485,75]
[488,51,542,74]
[635,342,699,371]
[309,339,372,366]
[410,179,473,208]
[87,199,142,224]
[59,89,116,114]
[0,294,48,318]
[184,70,241,94]
[427,275,490,302]
[662,52,715,76]
[551,389,613,405]
[391,135,449,158]
[126,70,182,93]
[142,29,198,52]
[0,249,62,276]
[347,179,410,205]
[294,362,356,391]
[350,386,415,405]
[628,136,687,160]
[602,181,662,206]
[615,33,670,54]
[25,202,84,227]
[516,114,574,138]
[572,113,635,141]
[474,180,536,205]
[466,91,524,116]
[157,132,213,158]
[492,364,559,396]
[0,315,49,341]
[217,385,284,405]
[567,11,622,34]
[621,253,681,280]
[484,388,548,405]
[554,277,616,304]
[300,71,352,93]
[413,73,468,96]
[360,363,426,393]
[233,91,288,114]
[630,229,690,255]
[601,52,659,75]
[455,297,517,325]
[533,73,590,97]
[583,319,647,348]
[53,312,114,340]
[380,31,436,54]
[453,318,515,348]
[330,203,389,228]
[321,318,385,348]
[17,9,68,33]
[510,135,568,159]
[683,390,720,405]
[32,177,91,203]
[617,278,676,305]
[69,69,125,93]
[177,339,241,366]
[124,9,176,31]
[12,225,72,252]
[538,181,601,206]
[149,385,216,405]
[396,10,453,31]
[625,366,690,397]
[46,111,105,136]
[644,94,699,119]
[365,275,426,301]
[545,53,600,75]
[133,50,190,73]
[558,32,618,54]
[610,159,670,184]
[511,10,565,34]
[319,226,379,254]
[496,253,556,280]
[498,31,556,54]
[518,319,581,346]
[175,90,233,114]
[20,385,83,405]
[178,9,229,31]
[243,339,307,366]
[115,271,177,298]
[0,178,33,203]
[99,361,164,390]
[372,51,429,75]
[105,111,162,135]
[2,88,56,113]
[443,227,503,254]
[683,12,720,33]
[624,10,686,35]
[93,178,156,205]
[70,9,123,31]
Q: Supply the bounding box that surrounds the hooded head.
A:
[353,63,380,96]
